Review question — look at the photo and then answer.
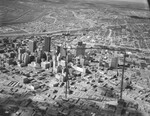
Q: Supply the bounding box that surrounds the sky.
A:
[86,0,148,4]
[85,0,149,7]
[113,0,147,4]
[80,0,149,9]
[83,0,148,4]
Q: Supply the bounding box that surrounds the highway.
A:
[0,26,104,37]
[0,28,87,37]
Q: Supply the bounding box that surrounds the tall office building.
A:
[68,53,73,63]
[37,49,43,60]
[18,53,22,62]
[22,52,30,66]
[29,40,36,53]
[52,55,56,73]
[80,58,84,67]
[18,48,25,62]
[56,46,61,56]
[29,55,35,63]
[76,42,86,56]
[45,52,52,61]
[60,46,66,57]
[18,48,25,54]
[44,37,51,52]
[35,57,41,64]
[110,57,118,69]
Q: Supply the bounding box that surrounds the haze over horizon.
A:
[111,0,147,3]
[79,0,148,5]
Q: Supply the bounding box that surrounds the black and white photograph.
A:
[0,0,150,116]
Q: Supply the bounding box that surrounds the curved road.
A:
[71,10,95,28]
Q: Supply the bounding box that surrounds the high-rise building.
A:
[56,46,61,56]
[110,57,118,69]
[13,43,18,48]
[45,52,51,61]
[29,55,35,63]
[18,48,25,62]
[57,65,63,73]
[29,40,36,53]
[75,57,80,65]
[68,53,73,63]
[52,54,56,73]
[44,37,51,52]
[37,49,43,60]
[76,43,86,56]
[35,57,41,64]
[22,53,30,66]
[80,58,84,67]
[18,48,25,54]
[60,46,66,57]
[18,53,22,62]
